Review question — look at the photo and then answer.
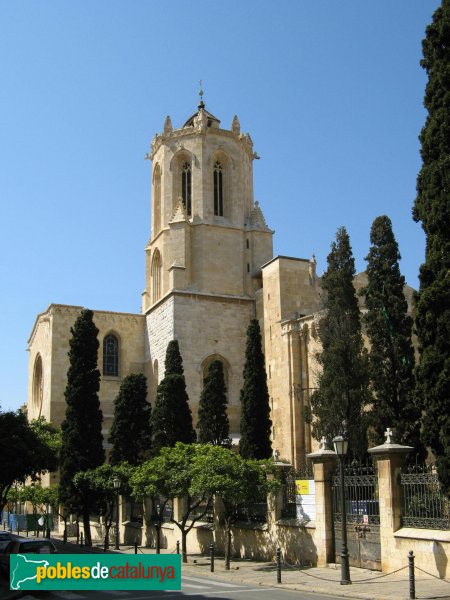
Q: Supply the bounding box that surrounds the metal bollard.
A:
[134,539,138,555]
[176,540,180,555]
[276,547,282,584]
[80,532,84,547]
[210,543,215,573]
[408,551,415,600]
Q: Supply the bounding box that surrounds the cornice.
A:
[147,126,256,161]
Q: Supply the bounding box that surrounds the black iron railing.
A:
[235,487,268,524]
[189,496,214,523]
[401,465,449,530]
[332,462,380,526]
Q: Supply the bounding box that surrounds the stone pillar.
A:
[368,430,412,572]
[307,442,337,567]
[173,497,187,523]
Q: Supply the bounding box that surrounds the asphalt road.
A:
[7,573,342,600]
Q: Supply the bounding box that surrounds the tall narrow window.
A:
[213,161,223,216]
[103,335,119,377]
[153,164,161,235]
[181,162,192,216]
[151,249,162,303]
[33,354,44,414]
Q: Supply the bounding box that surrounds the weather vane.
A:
[198,80,205,108]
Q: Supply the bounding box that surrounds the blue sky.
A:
[0,1,440,411]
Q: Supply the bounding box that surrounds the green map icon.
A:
[10,555,50,590]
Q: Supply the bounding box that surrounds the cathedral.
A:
[27,97,334,480]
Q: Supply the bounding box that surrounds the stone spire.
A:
[232,115,240,135]
[163,115,173,135]
[169,197,188,223]
[248,201,272,232]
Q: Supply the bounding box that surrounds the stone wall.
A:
[27,304,146,455]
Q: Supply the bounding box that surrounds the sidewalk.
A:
[58,536,450,600]
[2,535,450,600]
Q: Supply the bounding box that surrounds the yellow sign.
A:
[295,480,310,495]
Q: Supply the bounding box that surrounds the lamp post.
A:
[333,435,351,585]
[113,477,121,550]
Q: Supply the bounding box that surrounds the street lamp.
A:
[113,477,121,550]
[333,435,351,585]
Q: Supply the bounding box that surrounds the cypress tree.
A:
[309,227,370,460]
[59,309,104,546]
[109,373,152,465]
[362,216,422,452]
[150,341,196,455]
[197,360,230,445]
[412,1,450,490]
[239,319,272,459]
[164,340,184,375]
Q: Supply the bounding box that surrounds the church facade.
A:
[27,100,324,478]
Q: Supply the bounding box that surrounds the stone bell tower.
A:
[142,94,273,436]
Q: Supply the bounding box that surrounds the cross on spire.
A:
[384,427,394,444]
[198,80,205,109]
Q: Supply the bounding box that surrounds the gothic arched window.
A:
[151,249,162,303]
[153,164,161,235]
[213,161,224,216]
[33,354,44,415]
[103,335,119,377]
[181,162,192,216]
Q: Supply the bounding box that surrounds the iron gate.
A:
[332,462,381,571]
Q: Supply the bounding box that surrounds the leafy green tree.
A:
[59,309,105,546]
[73,463,133,550]
[412,0,450,491]
[190,446,275,569]
[19,485,55,537]
[309,227,370,460]
[0,411,58,512]
[362,216,423,453]
[197,360,230,445]
[109,374,152,465]
[150,342,196,455]
[29,416,61,462]
[131,443,213,562]
[239,319,272,459]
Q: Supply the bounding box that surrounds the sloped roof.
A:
[183,103,221,128]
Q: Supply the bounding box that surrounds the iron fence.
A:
[332,461,380,525]
[189,496,214,523]
[400,465,449,530]
[282,466,314,520]
[235,487,268,524]
[152,496,173,523]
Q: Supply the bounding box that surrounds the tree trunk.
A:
[83,511,92,547]
[182,530,188,564]
[63,517,68,544]
[155,523,161,554]
[104,524,110,551]
[225,523,232,570]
